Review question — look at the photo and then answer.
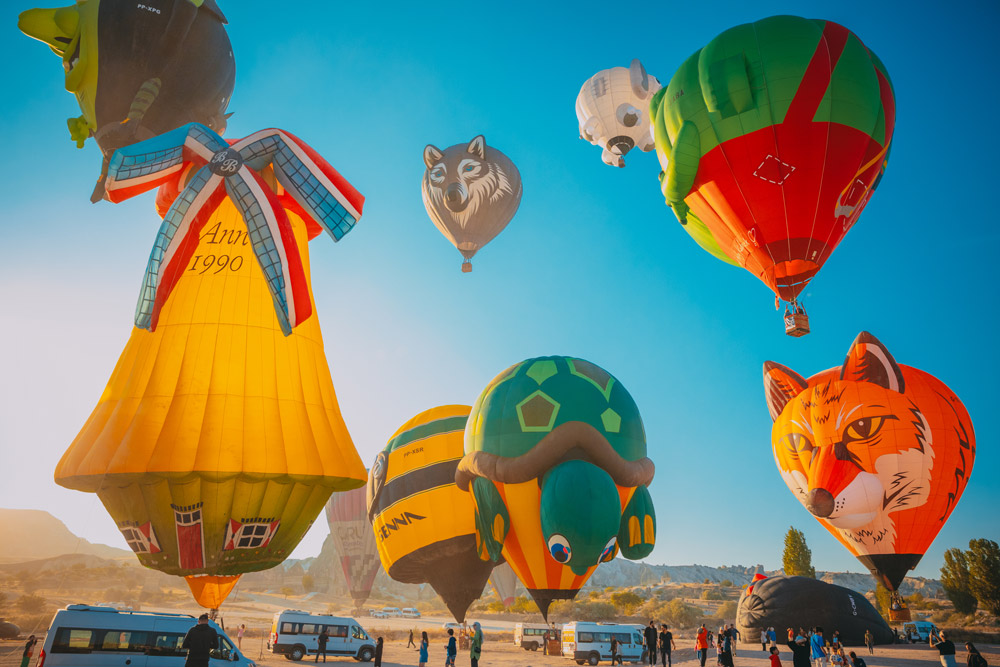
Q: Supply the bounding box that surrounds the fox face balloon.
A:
[763,332,975,591]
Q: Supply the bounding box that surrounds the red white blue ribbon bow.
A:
[105,123,364,335]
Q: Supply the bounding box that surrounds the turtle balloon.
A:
[457,356,656,619]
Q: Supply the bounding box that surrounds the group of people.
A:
[781,626,868,667]
[624,621,678,666]
[405,622,482,667]
[930,629,989,667]
[693,623,741,667]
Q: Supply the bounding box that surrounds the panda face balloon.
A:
[576,59,662,167]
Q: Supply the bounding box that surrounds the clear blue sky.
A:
[1,0,997,582]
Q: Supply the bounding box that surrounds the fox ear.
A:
[423,144,443,169]
[763,361,808,421]
[467,135,486,160]
[841,331,905,393]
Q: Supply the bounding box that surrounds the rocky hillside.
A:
[0,509,131,562]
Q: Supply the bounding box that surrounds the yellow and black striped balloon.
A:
[366,405,495,621]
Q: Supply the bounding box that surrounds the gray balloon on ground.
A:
[421,136,522,272]
[737,575,893,646]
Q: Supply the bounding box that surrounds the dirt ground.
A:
[2,639,999,667]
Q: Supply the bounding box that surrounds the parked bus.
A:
[37,604,252,667]
[514,623,560,651]
[267,609,375,662]
[561,621,644,665]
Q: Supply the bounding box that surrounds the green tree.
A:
[280,586,294,599]
[663,599,703,628]
[783,527,816,578]
[510,595,538,614]
[873,583,891,618]
[967,538,1000,616]
[610,590,645,616]
[720,579,733,587]
[714,601,737,620]
[701,589,724,601]
[302,573,316,593]
[941,548,978,613]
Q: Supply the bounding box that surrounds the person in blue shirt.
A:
[418,631,429,667]
[810,628,828,667]
[446,628,457,667]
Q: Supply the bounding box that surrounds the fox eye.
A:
[780,432,813,458]
[844,416,886,442]
[463,164,476,172]
[430,167,445,181]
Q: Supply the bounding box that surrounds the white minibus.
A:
[561,622,644,665]
[37,604,252,667]
[380,607,401,617]
[267,609,375,661]
[400,608,421,619]
[514,623,559,651]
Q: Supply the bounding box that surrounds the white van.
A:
[400,608,421,619]
[380,607,401,617]
[562,622,644,665]
[37,604,253,667]
[267,610,375,662]
[514,623,559,651]
[902,621,938,643]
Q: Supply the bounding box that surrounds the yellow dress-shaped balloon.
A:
[54,124,367,608]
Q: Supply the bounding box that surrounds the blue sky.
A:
[1,0,997,583]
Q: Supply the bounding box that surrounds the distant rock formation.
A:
[0,508,131,562]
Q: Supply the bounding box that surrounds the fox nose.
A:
[806,488,835,517]
[444,184,467,212]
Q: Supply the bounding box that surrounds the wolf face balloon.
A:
[421,135,522,272]
[764,332,975,591]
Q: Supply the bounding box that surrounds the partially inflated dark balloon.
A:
[737,575,893,646]
[19,0,235,157]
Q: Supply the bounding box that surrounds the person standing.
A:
[470,622,483,667]
[730,624,741,657]
[931,630,957,667]
[20,635,37,667]
[810,627,828,667]
[183,613,219,667]
[719,626,734,667]
[786,629,811,667]
[762,629,769,652]
[660,624,676,667]
[645,621,659,665]
[966,643,987,667]
[611,635,622,666]
[418,630,429,667]
[373,637,384,667]
[544,629,550,655]
[446,629,457,667]
[408,629,416,648]
[770,646,783,667]
[237,624,245,651]
[315,628,329,663]
[769,628,777,651]
[864,630,874,655]
[697,624,710,667]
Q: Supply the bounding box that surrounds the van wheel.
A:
[529,642,539,651]
[588,652,600,665]
[290,645,306,661]
[576,662,585,666]
[357,646,374,662]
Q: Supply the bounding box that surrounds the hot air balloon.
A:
[326,486,381,611]
[763,332,975,619]
[366,405,496,622]
[421,136,522,272]
[576,59,661,167]
[18,0,235,198]
[737,576,893,646]
[650,16,896,335]
[457,356,656,619]
[54,123,368,609]
[488,561,518,609]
